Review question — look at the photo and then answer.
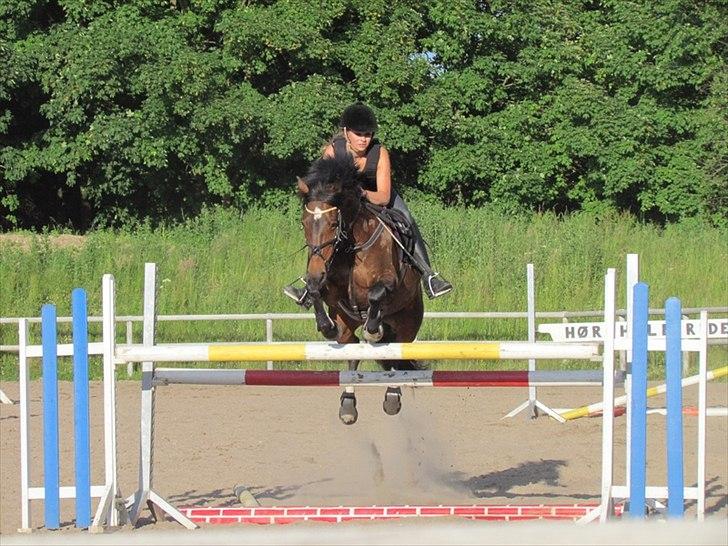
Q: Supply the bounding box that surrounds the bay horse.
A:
[296,154,425,424]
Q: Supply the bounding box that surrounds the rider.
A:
[284,102,453,305]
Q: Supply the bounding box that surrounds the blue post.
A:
[41,304,60,529]
[72,289,91,528]
[665,297,685,517]
[629,282,649,518]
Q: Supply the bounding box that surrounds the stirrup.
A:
[424,273,453,299]
[283,280,311,308]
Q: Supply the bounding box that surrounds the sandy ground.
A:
[1,378,726,541]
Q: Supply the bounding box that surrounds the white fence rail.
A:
[2,307,726,377]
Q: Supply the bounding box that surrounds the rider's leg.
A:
[390,194,453,299]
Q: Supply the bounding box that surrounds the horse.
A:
[296,154,425,424]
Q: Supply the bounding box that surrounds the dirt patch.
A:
[0,234,86,251]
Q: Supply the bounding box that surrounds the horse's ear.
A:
[297,177,309,194]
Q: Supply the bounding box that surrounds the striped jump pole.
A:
[152,369,615,387]
[557,366,728,421]
[116,340,600,363]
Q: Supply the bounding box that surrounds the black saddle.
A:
[363,202,416,260]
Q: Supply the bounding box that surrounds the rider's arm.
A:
[363,147,391,206]
[322,143,335,158]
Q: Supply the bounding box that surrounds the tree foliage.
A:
[1,0,726,229]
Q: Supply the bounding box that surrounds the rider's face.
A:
[345,128,373,153]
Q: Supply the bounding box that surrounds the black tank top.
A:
[332,135,380,192]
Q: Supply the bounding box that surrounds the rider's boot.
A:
[283,279,313,309]
[411,237,453,299]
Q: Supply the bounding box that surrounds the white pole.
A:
[128,264,196,530]
[697,311,707,520]
[130,263,157,524]
[266,319,274,370]
[527,264,537,418]
[18,319,31,532]
[599,268,616,522]
[625,254,638,498]
[92,274,125,529]
[126,321,134,377]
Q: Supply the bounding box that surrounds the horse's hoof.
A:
[320,319,338,340]
[383,388,402,415]
[339,398,358,425]
[233,485,260,507]
[362,324,384,343]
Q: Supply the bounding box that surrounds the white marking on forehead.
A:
[305,204,337,220]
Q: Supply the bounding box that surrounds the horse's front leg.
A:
[309,292,337,340]
[336,317,360,425]
[362,283,389,343]
[339,358,359,425]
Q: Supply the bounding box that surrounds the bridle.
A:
[303,199,388,283]
[303,204,350,278]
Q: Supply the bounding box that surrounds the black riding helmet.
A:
[339,103,378,133]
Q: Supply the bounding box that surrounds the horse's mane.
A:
[301,154,363,211]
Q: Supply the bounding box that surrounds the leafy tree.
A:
[417,0,728,223]
[1,0,726,229]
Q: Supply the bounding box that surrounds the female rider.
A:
[284,102,453,305]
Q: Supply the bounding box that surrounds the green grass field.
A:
[1,201,726,380]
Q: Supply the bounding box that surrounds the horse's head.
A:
[297,155,362,294]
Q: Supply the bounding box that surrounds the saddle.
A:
[362,202,416,260]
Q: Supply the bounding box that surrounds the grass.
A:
[1,201,726,381]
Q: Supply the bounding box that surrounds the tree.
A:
[1,0,726,229]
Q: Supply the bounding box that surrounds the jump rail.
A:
[114,340,601,363]
[152,368,617,387]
